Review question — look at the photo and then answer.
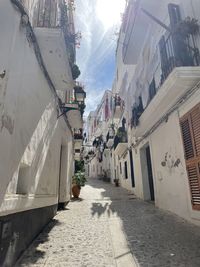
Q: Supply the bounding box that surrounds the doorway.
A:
[129,150,135,187]
[140,144,155,202]
[58,145,68,209]
[145,145,155,201]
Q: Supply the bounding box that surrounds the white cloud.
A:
[75,0,125,116]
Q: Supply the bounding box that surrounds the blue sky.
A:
[75,0,125,117]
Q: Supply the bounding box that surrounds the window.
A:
[16,165,30,195]
[129,150,135,187]
[149,78,156,102]
[180,103,200,210]
[168,4,181,28]
[124,161,128,179]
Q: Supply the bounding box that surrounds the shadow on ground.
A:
[70,197,84,202]
[89,178,200,267]
[16,219,63,266]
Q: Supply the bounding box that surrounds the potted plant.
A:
[72,171,87,198]
[176,17,200,38]
[116,128,127,143]
[114,178,119,187]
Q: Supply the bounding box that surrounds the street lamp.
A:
[74,85,86,104]
[57,85,86,119]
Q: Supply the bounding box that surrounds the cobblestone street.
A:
[16,178,200,267]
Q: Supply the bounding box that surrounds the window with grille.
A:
[180,103,200,210]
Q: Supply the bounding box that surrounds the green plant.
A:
[116,128,126,138]
[72,171,87,187]
[176,17,200,37]
[75,160,85,173]
[114,178,119,187]
[71,64,81,80]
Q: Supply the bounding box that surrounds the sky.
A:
[75,0,126,118]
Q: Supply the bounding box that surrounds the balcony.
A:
[159,31,200,83]
[74,129,83,150]
[64,103,82,129]
[134,66,200,138]
[114,128,128,156]
[132,28,200,137]
[74,131,83,140]
[33,0,75,92]
[106,130,114,148]
[33,0,76,64]
[74,148,81,160]
[113,95,124,119]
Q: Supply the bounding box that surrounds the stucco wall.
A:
[131,88,200,225]
[0,1,73,216]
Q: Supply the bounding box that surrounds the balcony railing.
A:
[159,32,200,83]
[113,128,128,150]
[34,0,62,28]
[33,0,76,63]
[106,132,114,143]
[114,94,124,107]
[131,29,200,128]
[74,133,82,140]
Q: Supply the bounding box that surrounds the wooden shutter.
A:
[180,104,200,210]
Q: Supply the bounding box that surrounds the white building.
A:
[85,91,113,179]
[0,0,84,265]
[124,0,200,226]
[87,0,200,226]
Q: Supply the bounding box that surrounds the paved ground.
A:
[16,178,200,267]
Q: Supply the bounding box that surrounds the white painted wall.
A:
[106,0,200,225]
[0,1,74,216]
[130,89,200,226]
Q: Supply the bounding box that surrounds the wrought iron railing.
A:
[74,129,83,140]
[106,132,114,143]
[74,133,82,140]
[34,0,62,28]
[114,94,123,106]
[33,0,76,63]
[159,32,200,83]
[113,129,128,150]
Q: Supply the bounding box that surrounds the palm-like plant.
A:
[72,171,87,188]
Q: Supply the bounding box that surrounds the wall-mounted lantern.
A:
[74,86,86,104]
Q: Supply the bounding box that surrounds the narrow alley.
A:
[16,178,200,267]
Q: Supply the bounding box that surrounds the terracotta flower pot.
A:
[72,184,81,198]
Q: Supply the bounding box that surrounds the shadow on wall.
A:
[15,219,62,266]
[88,178,200,267]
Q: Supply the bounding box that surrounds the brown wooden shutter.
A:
[180,103,200,210]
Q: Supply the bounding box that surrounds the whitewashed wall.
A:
[109,0,200,225]
[0,1,74,215]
